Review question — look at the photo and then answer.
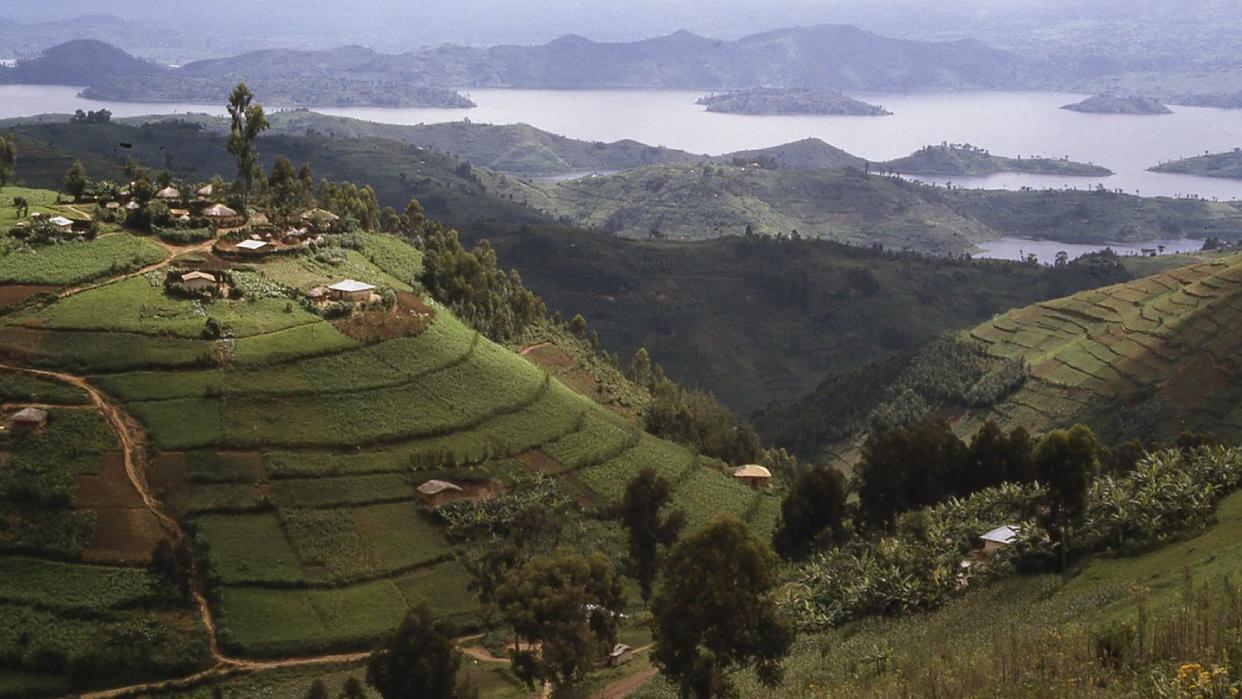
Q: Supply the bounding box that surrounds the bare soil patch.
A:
[77,451,164,564]
[0,285,57,311]
[331,295,434,343]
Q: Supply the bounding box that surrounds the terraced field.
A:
[0,195,770,693]
[959,252,1242,441]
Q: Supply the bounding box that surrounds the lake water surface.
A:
[973,237,1205,262]
[3,85,1242,200]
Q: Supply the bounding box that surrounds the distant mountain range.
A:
[1,26,1031,107]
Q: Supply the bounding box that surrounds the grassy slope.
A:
[762,252,1242,463]
[0,212,768,674]
[1152,149,1242,179]
[882,145,1113,176]
[634,490,1242,698]
[472,224,1132,412]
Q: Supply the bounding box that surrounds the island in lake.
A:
[1150,148,1242,179]
[696,88,891,116]
[1061,95,1173,115]
[882,144,1112,177]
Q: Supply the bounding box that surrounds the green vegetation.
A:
[0,233,166,286]
[882,143,1112,177]
[479,225,1130,412]
[0,369,89,404]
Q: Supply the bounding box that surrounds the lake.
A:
[3,85,1242,200]
[973,236,1206,262]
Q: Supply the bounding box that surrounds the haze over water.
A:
[4,85,1242,200]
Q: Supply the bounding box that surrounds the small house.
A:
[124,201,141,212]
[8,407,48,431]
[196,184,214,198]
[202,203,243,228]
[155,186,181,201]
[731,464,772,489]
[305,287,328,302]
[328,279,376,302]
[979,525,1021,554]
[169,208,191,219]
[104,201,121,211]
[48,215,73,230]
[235,239,270,255]
[607,644,634,667]
[179,271,217,292]
[416,479,464,508]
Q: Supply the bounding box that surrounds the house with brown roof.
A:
[731,464,773,489]
[203,203,244,228]
[155,186,181,201]
[179,271,218,292]
[8,407,48,431]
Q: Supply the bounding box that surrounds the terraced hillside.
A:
[962,253,1242,440]
[761,252,1242,462]
[0,192,776,695]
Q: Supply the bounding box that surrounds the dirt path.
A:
[0,362,380,698]
[57,237,217,299]
[519,340,553,356]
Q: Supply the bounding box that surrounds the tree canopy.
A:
[651,516,794,698]
[226,82,270,203]
[495,549,625,691]
[0,134,16,190]
[620,468,686,602]
[366,603,463,699]
[772,465,847,559]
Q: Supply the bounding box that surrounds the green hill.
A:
[487,162,997,251]
[486,161,1242,251]
[0,39,164,86]
[473,224,1131,413]
[758,252,1242,462]
[1151,148,1242,179]
[0,190,777,695]
[882,144,1112,177]
[717,138,868,171]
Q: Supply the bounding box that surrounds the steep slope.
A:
[759,252,1242,461]
[472,224,1131,413]
[0,195,776,694]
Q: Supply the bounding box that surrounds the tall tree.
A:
[226,82,270,204]
[620,468,686,602]
[772,465,847,559]
[495,549,625,692]
[0,134,16,191]
[652,516,794,698]
[1034,424,1101,571]
[366,603,463,699]
[63,160,88,201]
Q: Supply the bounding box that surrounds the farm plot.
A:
[16,276,323,338]
[0,326,214,372]
[0,234,166,286]
[543,411,640,471]
[0,409,116,506]
[360,233,424,283]
[576,435,695,504]
[192,513,304,585]
[671,467,760,533]
[0,369,89,404]
[0,557,157,612]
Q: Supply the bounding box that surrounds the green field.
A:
[0,233,167,286]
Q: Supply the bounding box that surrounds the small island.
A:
[696,88,891,116]
[1150,148,1242,179]
[881,144,1112,177]
[1061,95,1172,115]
